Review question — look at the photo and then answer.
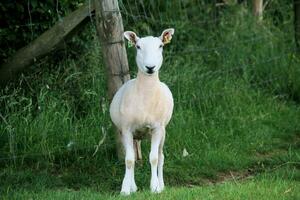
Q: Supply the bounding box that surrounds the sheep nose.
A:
[145,66,155,70]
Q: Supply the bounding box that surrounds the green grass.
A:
[0,1,300,199]
[2,168,299,199]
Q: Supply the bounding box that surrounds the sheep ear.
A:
[160,28,175,45]
[124,31,140,45]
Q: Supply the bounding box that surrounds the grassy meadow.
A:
[4,168,300,200]
[0,1,299,199]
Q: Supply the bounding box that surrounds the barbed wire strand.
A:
[0,4,289,30]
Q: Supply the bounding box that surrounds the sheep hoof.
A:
[121,179,131,195]
[120,181,137,195]
[120,190,131,196]
[150,178,161,193]
[131,182,138,193]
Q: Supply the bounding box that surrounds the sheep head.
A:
[124,28,175,75]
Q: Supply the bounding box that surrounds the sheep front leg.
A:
[158,131,165,192]
[121,130,137,195]
[149,126,164,193]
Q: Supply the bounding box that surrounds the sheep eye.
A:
[136,45,141,49]
[159,44,163,48]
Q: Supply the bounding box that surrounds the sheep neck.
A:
[136,69,160,94]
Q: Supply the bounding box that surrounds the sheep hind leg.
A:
[120,130,137,195]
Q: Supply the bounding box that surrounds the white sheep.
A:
[109,28,175,195]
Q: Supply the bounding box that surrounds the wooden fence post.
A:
[95,0,142,161]
[295,0,300,52]
[253,0,263,21]
[95,0,130,99]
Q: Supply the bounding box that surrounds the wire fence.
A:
[0,0,298,164]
